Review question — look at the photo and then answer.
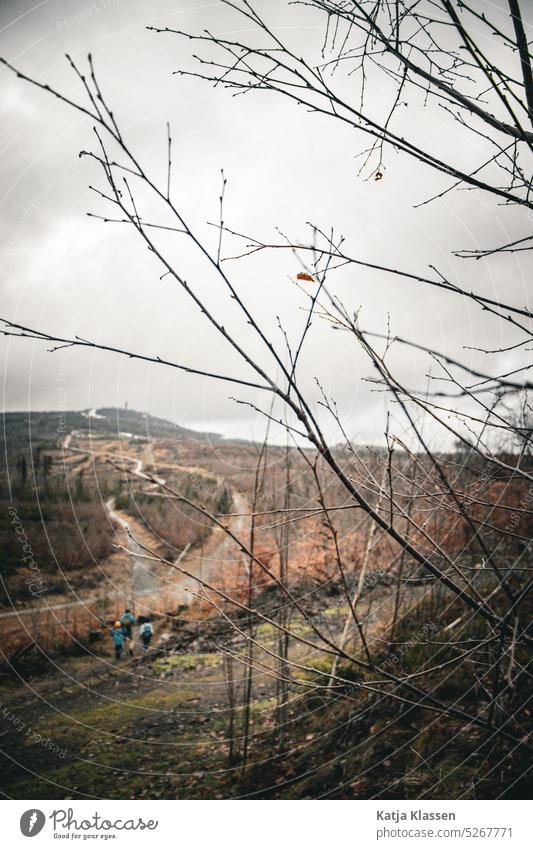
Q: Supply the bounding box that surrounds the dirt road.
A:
[0,433,247,652]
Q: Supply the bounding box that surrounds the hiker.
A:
[110,621,124,660]
[120,608,135,638]
[139,620,154,652]
[120,608,136,656]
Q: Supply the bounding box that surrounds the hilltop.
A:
[0,407,222,457]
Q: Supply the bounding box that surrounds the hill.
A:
[0,407,221,458]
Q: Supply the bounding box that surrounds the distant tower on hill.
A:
[125,401,128,410]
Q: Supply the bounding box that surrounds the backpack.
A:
[141,622,153,637]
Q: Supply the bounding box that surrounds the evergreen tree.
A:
[216,487,233,515]
[17,454,28,488]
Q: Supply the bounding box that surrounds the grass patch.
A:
[153,653,219,675]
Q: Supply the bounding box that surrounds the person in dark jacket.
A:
[139,621,154,652]
[120,609,136,655]
[110,621,124,660]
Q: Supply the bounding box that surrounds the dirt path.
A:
[64,436,167,598]
[0,433,248,648]
[104,498,159,596]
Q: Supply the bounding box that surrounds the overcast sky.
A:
[1,0,531,446]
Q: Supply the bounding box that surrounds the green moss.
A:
[153,653,219,675]
[324,605,350,617]
[254,619,312,645]
[289,621,313,637]
[250,696,277,715]
[39,687,196,746]
[8,753,179,800]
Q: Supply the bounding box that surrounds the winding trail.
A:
[0,432,246,648]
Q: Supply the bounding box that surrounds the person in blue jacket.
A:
[120,609,135,638]
[110,621,125,660]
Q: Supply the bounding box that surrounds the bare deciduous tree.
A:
[1,0,532,790]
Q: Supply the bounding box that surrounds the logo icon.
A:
[20,810,46,837]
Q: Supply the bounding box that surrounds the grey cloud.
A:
[1,0,530,444]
